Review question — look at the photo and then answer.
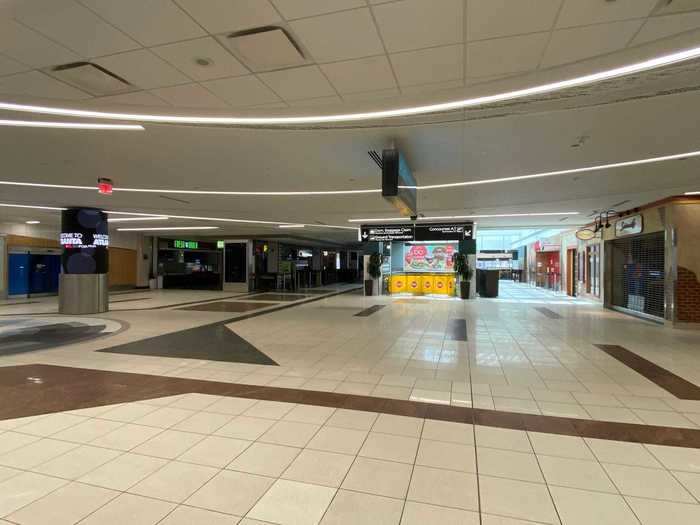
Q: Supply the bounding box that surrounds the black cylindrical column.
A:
[58,208,109,314]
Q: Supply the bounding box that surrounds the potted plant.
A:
[365,252,382,296]
[453,253,473,299]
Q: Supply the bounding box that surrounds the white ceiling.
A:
[0,0,699,109]
[1,1,700,244]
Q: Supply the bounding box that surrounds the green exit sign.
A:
[173,239,198,249]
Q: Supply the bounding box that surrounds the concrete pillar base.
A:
[59,274,109,314]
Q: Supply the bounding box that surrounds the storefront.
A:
[360,222,475,297]
[157,238,222,290]
[529,240,562,291]
[603,212,665,322]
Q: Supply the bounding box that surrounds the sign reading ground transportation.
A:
[360,222,473,242]
[615,214,643,237]
[360,225,414,242]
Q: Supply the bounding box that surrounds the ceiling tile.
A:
[0,70,90,100]
[201,75,281,106]
[467,0,561,41]
[290,8,384,62]
[342,87,399,101]
[556,0,658,29]
[373,0,463,53]
[95,49,191,89]
[152,37,248,81]
[174,0,281,34]
[401,79,464,95]
[80,0,206,47]
[287,95,343,107]
[151,83,229,108]
[468,32,549,77]
[258,65,336,100]
[542,20,643,68]
[632,12,700,45]
[272,0,366,20]
[653,0,700,15]
[0,19,81,68]
[91,91,170,106]
[0,54,31,76]
[13,0,139,57]
[321,55,396,94]
[390,44,463,87]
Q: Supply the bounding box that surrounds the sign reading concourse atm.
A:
[360,223,473,242]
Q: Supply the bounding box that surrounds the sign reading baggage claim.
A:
[360,223,473,242]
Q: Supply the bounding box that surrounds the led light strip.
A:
[1,150,697,197]
[0,119,143,130]
[348,212,580,222]
[685,191,700,195]
[108,216,169,222]
[401,151,700,190]
[0,203,357,231]
[1,45,700,125]
[117,226,219,231]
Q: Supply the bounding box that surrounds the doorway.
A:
[223,241,249,292]
[566,248,576,296]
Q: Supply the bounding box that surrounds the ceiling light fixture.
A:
[116,226,220,232]
[401,151,700,190]
[25,220,40,224]
[108,216,169,222]
[685,191,700,195]
[0,119,143,130]
[0,203,66,211]
[0,150,696,197]
[2,45,700,125]
[348,212,579,222]
[278,224,305,228]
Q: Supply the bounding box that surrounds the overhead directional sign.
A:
[414,223,473,241]
[360,223,473,242]
[361,225,414,242]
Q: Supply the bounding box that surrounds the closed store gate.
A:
[608,232,665,320]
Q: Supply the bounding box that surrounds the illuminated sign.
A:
[59,232,109,248]
[217,240,225,248]
[360,223,474,242]
[173,239,199,249]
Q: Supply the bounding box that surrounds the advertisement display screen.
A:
[60,208,109,274]
[403,243,457,272]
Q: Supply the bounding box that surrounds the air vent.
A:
[224,27,306,72]
[48,62,132,96]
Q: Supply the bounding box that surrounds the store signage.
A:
[414,223,473,241]
[360,225,414,242]
[615,214,643,237]
[360,222,473,242]
[575,228,596,241]
[217,240,225,248]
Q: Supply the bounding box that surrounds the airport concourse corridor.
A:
[3,0,700,523]
[0,283,699,524]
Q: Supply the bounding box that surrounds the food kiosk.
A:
[360,222,475,297]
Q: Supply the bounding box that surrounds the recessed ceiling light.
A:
[25,220,40,224]
[278,224,305,228]
[116,226,220,231]
[3,44,700,124]
[0,120,143,130]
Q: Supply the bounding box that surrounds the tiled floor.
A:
[1,282,700,523]
[0,393,698,524]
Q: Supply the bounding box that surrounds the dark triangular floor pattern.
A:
[98,322,278,365]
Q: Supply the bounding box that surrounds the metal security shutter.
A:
[609,232,665,319]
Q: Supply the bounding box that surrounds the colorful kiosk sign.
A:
[360,222,473,297]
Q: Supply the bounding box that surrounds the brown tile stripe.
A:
[2,364,699,448]
[595,344,700,400]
